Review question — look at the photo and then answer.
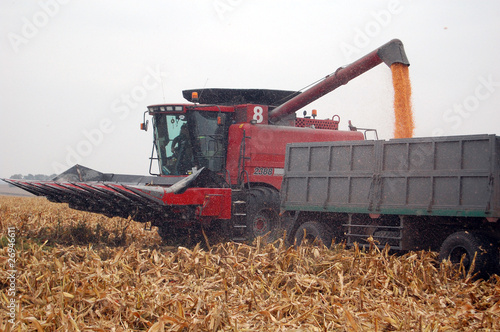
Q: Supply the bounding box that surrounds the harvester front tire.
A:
[246,187,280,243]
[439,231,498,278]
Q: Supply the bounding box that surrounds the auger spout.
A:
[268,39,409,122]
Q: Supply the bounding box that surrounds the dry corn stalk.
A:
[1,196,499,331]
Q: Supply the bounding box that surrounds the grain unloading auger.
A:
[4,39,409,244]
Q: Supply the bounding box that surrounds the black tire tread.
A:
[245,186,280,242]
[294,221,333,247]
[439,231,498,278]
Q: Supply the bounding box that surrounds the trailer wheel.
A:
[246,187,280,243]
[439,231,498,278]
[294,221,333,247]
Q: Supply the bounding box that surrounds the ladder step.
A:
[231,194,248,242]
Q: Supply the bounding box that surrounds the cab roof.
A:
[182,88,300,106]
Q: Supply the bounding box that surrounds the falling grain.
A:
[391,62,414,138]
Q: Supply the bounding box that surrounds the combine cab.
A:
[4,39,410,245]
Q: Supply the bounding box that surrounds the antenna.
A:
[197,78,209,102]
[160,69,166,103]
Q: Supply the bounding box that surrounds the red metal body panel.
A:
[169,188,232,219]
[226,123,364,189]
[127,186,233,220]
[235,104,269,124]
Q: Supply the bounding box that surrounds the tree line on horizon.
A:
[9,173,57,181]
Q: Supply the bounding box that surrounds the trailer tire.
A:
[246,187,280,243]
[439,231,498,278]
[294,221,333,247]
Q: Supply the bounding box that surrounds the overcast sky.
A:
[1,0,500,178]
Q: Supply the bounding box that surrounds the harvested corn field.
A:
[1,196,500,331]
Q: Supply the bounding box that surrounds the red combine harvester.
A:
[4,39,409,244]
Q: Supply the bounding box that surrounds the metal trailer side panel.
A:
[281,134,499,219]
[282,141,377,212]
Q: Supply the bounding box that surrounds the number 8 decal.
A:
[253,106,264,123]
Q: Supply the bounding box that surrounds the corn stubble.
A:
[1,197,500,331]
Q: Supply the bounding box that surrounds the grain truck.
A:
[281,135,500,276]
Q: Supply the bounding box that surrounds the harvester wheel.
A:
[294,221,332,247]
[439,231,499,278]
[246,187,280,243]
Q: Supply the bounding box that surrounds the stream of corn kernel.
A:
[391,63,414,138]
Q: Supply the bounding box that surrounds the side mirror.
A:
[141,110,149,131]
